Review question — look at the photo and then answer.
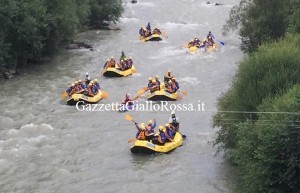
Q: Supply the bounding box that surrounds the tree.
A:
[213,35,300,154]
[233,85,300,193]
[223,0,300,53]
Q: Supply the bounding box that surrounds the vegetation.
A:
[214,0,300,192]
[233,85,300,193]
[0,0,124,70]
[223,0,300,53]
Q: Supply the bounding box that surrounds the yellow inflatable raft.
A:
[140,34,162,42]
[131,132,183,154]
[102,65,136,77]
[147,89,178,101]
[206,43,217,52]
[67,90,103,105]
[187,43,217,53]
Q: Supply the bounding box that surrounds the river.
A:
[0,0,243,192]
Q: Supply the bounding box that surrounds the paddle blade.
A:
[181,90,187,96]
[124,114,132,121]
[162,32,168,39]
[182,43,188,48]
[137,87,147,95]
[132,95,140,101]
[101,91,108,99]
[132,67,136,73]
[219,41,225,45]
[128,138,137,143]
[60,92,68,99]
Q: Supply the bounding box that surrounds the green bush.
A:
[224,0,300,53]
[213,35,300,153]
[233,85,300,193]
[0,0,124,69]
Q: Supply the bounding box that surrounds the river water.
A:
[0,0,243,192]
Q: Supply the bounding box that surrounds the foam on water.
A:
[162,21,203,30]
[119,17,139,24]
[127,1,155,7]
[178,77,201,85]
[149,46,186,59]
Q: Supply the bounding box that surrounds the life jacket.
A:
[153,28,161,35]
[194,39,200,47]
[139,28,145,36]
[145,125,154,135]
[148,82,153,89]
[119,61,125,70]
[137,130,146,140]
[188,41,194,47]
[104,61,110,68]
[69,87,76,96]
[166,84,174,93]
[127,59,133,67]
[87,86,94,96]
[171,116,179,129]
[122,98,133,105]
[165,128,173,138]
[75,84,82,92]
[157,131,166,143]
[150,84,156,92]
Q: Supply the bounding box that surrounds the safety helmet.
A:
[94,79,98,82]
[86,72,89,75]
[168,69,171,73]
[148,120,153,124]
[71,83,75,87]
[130,57,132,59]
[107,59,110,61]
[149,77,152,81]
[152,79,156,83]
[78,80,82,82]
[87,77,91,80]
[124,58,127,60]
[168,80,172,83]
[155,75,159,79]
[141,26,143,28]
[88,83,92,86]
[171,110,175,115]
[140,123,145,129]
[159,126,164,131]
[165,123,169,127]
[111,56,114,59]
[75,81,78,84]
[121,60,123,62]
[91,80,94,84]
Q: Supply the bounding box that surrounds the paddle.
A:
[60,91,68,100]
[128,138,137,143]
[124,114,136,123]
[216,39,225,45]
[179,131,187,139]
[182,43,188,48]
[132,66,136,73]
[178,90,187,96]
[177,90,187,99]
[169,124,186,139]
[162,32,168,39]
[101,91,108,99]
[132,87,148,100]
